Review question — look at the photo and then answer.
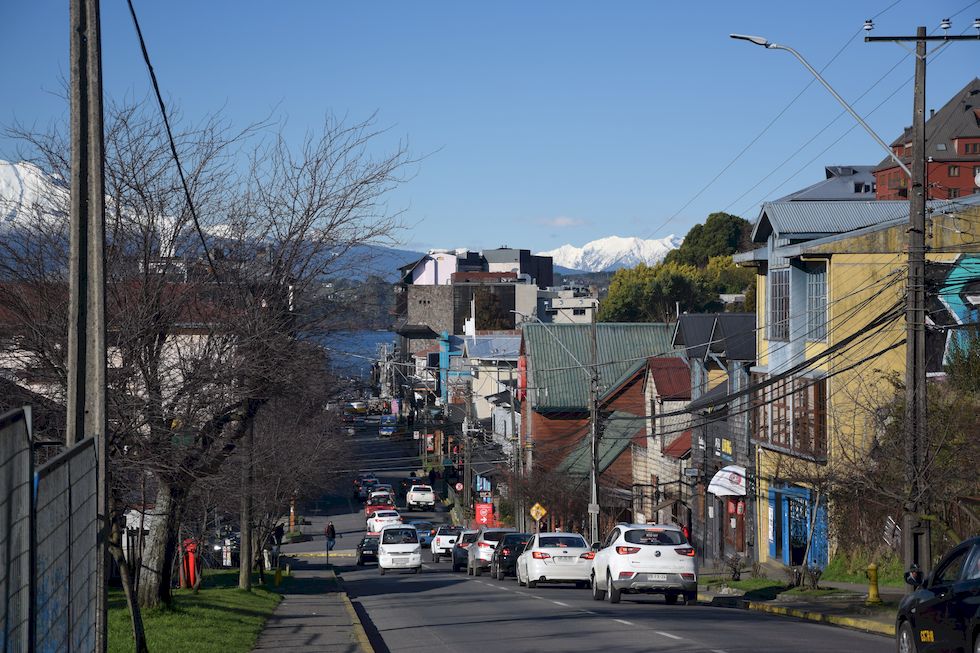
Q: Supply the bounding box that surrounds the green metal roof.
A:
[557,411,645,476]
[523,322,677,411]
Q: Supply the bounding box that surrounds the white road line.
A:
[579,609,597,615]
[711,650,729,653]
[551,601,570,607]
[614,619,634,626]
[655,631,682,640]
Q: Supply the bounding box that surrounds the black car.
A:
[355,534,380,566]
[896,535,980,653]
[451,530,479,572]
[490,532,531,580]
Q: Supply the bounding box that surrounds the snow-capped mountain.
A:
[538,235,682,272]
[0,160,67,226]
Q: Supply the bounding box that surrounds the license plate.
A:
[554,556,573,562]
[649,573,667,581]
[393,557,408,564]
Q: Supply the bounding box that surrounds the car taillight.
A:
[681,573,696,581]
[618,571,636,579]
[674,547,696,557]
[615,546,640,555]
[501,548,511,555]
[579,551,595,560]
[532,551,551,559]
[478,542,493,548]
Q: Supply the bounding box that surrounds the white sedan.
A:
[367,509,402,532]
[516,532,593,588]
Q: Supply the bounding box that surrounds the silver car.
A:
[467,527,516,576]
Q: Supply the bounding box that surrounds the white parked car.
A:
[367,509,402,533]
[431,525,463,562]
[516,532,593,588]
[377,523,422,575]
[405,484,436,511]
[467,527,516,576]
[590,523,697,605]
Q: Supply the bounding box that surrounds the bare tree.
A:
[1,96,412,641]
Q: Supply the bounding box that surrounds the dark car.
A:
[451,530,479,572]
[356,534,380,566]
[490,532,531,580]
[896,535,980,653]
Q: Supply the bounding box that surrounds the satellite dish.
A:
[975,170,980,188]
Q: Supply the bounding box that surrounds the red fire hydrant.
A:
[182,539,198,588]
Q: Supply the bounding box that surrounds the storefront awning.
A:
[707,465,747,497]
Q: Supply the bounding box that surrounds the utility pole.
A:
[463,394,473,525]
[68,0,108,649]
[588,312,601,545]
[508,366,523,532]
[866,22,979,576]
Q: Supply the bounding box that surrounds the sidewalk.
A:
[697,579,902,637]
[252,560,372,653]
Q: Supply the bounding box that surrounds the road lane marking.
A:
[711,650,729,653]
[551,601,570,607]
[579,609,597,615]
[614,619,634,626]
[655,631,682,640]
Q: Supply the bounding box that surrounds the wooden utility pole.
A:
[507,366,523,531]
[68,0,108,649]
[588,313,600,545]
[866,22,979,576]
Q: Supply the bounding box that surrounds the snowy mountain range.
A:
[538,235,682,272]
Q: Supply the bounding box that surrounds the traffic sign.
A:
[455,482,463,492]
[530,502,547,521]
[587,503,600,514]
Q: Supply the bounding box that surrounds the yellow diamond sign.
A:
[530,502,547,522]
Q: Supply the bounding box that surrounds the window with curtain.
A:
[807,263,827,341]
[768,268,790,341]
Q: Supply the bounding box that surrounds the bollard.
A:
[274,566,282,587]
[866,563,882,605]
[285,562,291,577]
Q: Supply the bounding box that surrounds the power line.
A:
[124,0,220,281]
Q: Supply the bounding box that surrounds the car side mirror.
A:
[905,568,924,588]
[591,542,601,551]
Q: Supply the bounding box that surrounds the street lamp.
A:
[729,33,911,178]
[514,310,602,544]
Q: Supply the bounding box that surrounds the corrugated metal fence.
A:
[0,407,98,653]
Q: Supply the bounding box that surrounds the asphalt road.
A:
[327,424,894,653]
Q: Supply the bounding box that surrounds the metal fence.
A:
[33,438,98,653]
[0,408,33,653]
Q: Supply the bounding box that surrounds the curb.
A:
[695,592,894,637]
[745,601,895,637]
[289,551,357,558]
[340,591,375,653]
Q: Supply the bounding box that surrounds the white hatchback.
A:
[516,532,593,588]
[377,524,422,575]
[367,509,402,533]
[590,524,697,604]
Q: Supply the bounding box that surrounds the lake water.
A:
[322,330,395,380]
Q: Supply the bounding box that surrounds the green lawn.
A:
[821,551,905,587]
[108,570,283,653]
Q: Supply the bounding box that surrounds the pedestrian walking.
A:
[325,521,337,562]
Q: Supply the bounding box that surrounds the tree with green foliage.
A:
[664,212,751,267]
[598,261,712,323]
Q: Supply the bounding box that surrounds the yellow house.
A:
[734,195,980,567]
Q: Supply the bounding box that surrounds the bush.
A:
[804,564,823,590]
[725,553,747,581]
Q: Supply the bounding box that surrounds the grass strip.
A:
[108,569,283,653]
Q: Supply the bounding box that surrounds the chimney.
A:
[929,108,935,119]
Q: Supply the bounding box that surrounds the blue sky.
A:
[1,1,976,253]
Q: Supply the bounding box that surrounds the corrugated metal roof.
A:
[464,335,521,361]
[673,314,716,361]
[709,314,756,362]
[663,430,692,459]
[524,322,677,411]
[557,410,644,476]
[648,357,691,401]
[751,200,914,243]
[775,165,877,202]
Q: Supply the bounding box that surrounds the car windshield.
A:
[381,528,418,544]
[376,511,398,518]
[539,535,588,548]
[412,523,433,531]
[502,534,531,547]
[482,530,512,543]
[438,527,462,536]
[460,532,478,544]
[411,485,433,492]
[624,529,686,546]
[362,537,378,545]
